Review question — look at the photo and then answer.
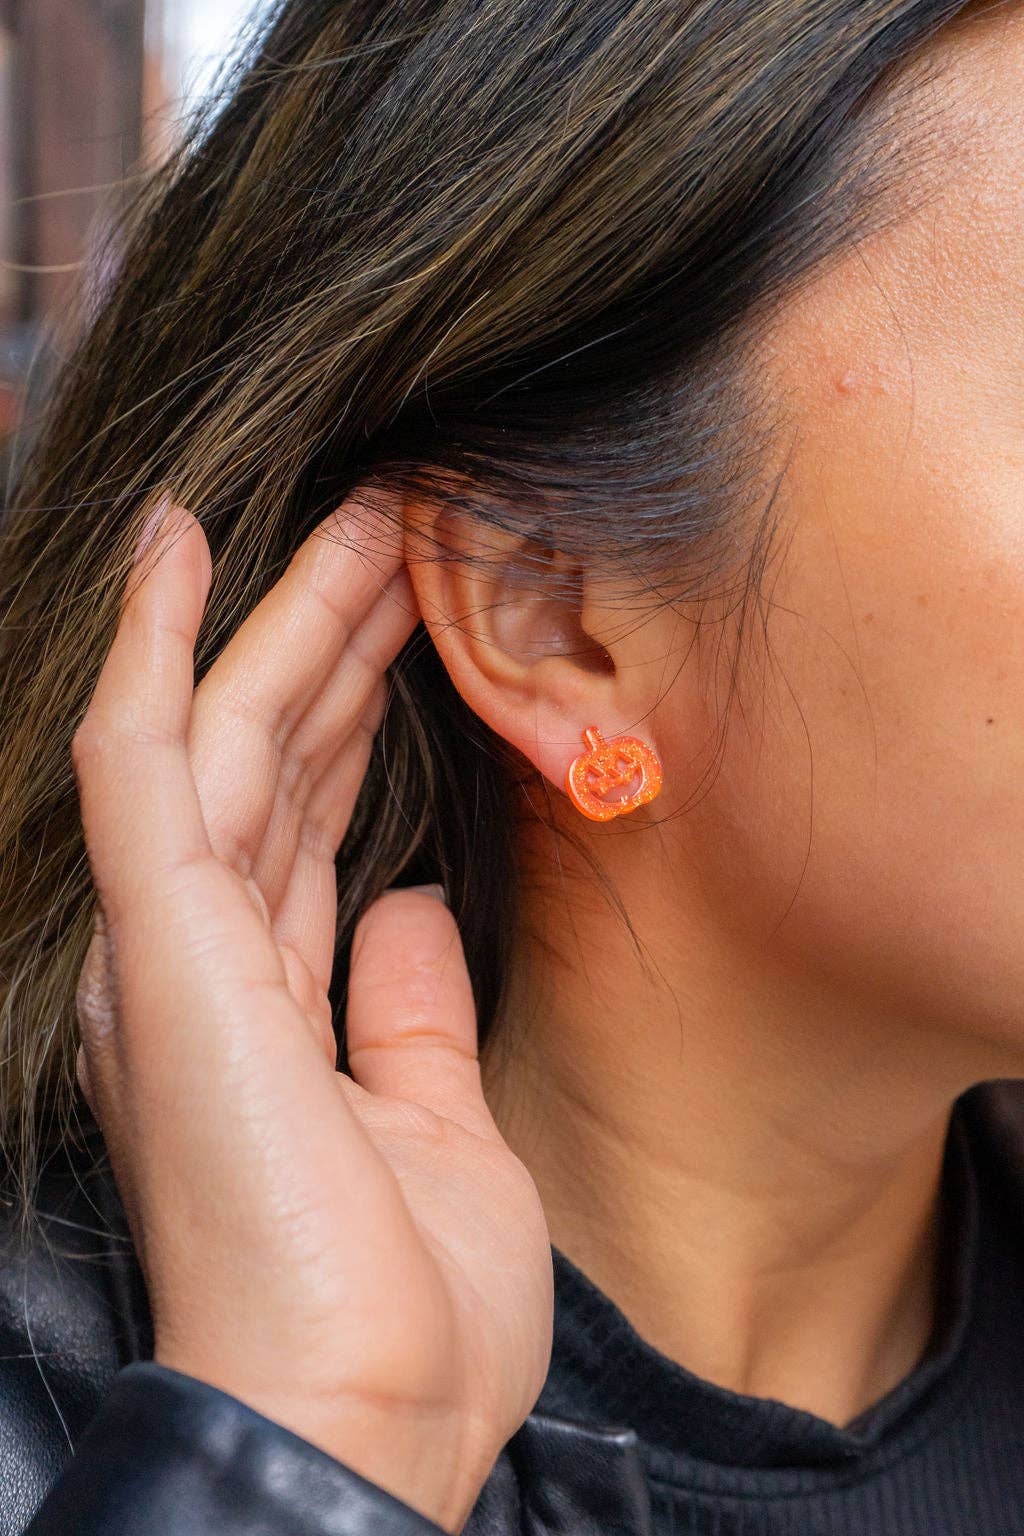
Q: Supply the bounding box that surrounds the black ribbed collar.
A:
[534,1101,979,1472]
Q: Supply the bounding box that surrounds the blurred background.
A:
[0,0,263,442]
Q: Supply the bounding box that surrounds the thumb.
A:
[345,885,495,1138]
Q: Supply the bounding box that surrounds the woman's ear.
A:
[400,494,667,795]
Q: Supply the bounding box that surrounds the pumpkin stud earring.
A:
[565,726,663,822]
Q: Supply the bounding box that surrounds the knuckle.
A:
[75,950,120,1045]
[115,718,180,750]
[355,1089,446,1146]
[215,692,290,758]
[73,712,178,762]
[279,742,316,807]
[144,848,219,923]
[205,822,253,881]
[388,1097,449,1147]
[71,715,105,765]
[299,561,356,638]
[297,812,334,863]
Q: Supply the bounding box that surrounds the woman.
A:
[1,0,1022,1529]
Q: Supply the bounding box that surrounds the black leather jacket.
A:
[0,1116,650,1536]
[8,1085,1024,1536]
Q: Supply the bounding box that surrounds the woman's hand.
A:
[71,495,554,1535]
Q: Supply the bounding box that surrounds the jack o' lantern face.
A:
[584,750,645,806]
[566,729,664,822]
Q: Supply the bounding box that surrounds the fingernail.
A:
[408,882,447,904]
[133,493,174,565]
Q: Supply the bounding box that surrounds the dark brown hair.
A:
[0,0,976,1229]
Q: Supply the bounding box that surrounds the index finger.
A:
[71,502,410,1222]
[194,490,406,748]
[72,497,399,934]
[73,503,215,925]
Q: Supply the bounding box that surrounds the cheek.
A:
[683,419,1024,1057]
[677,70,1024,1056]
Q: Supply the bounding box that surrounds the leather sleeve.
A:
[22,1361,451,1536]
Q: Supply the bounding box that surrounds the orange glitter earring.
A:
[565,726,663,822]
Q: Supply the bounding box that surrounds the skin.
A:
[403,0,1024,1424]
[72,4,1021,1528]
[73,499,553,1533]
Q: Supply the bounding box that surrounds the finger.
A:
[302,670,390,853]
[345,888,497,1141]
[186,493,407,883]
[71,504,297,1033]
[73,505,216,925]
[247,563,417,920]
[257,571,418,991]
[72,505,385,1185]
[279,563,416,825]
[278,944,338,1066]
[232,872,334,1063]
[262,680,386,1001]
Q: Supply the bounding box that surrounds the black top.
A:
[8,1084,1024,1534]
[534,1090,1024,1530]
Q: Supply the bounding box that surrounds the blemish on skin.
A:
[862,612,874,624]
[835,370,859,396]
[987,718,995,726]
[916,594,929,608]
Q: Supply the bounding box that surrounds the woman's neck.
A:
[482,840,998,1426]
